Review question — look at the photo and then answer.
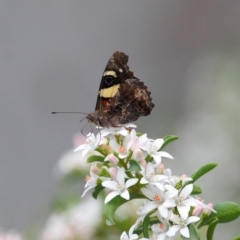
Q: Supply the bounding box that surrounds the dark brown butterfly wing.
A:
[87,51,154,127]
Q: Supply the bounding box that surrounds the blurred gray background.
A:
[1,1,240,239]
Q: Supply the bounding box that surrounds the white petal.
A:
[140,177,149,184]
[158,205,168,218]
[167,225,179,237]
[182,177,193,185]
[151,175,167,182]
[184,198,198,207]
[125,123,137,128]
[152,182,164,191]
[146,162,155,175]
[102,180,118,190]
[104,191,119,203]
[82,147,92,157]
[120,190,130,200]
[178,205,190,220]
[117,168,126,186]
[162,199,176,208]
[180,184,193,198]
[130,234,138,240]
[152,139,164,150]
[120,231,128,240]
[152,153,162,164]
[165,188,178,199]
[73,144,86,152]
[117,129,129,136]
[141,201,158,214]
[158,233,167,240]
[125,178,138,188]
[180,226,190,238]
[141,187,155,200]
[81,184,96,197]
[186,216,200,224]
[159,151,174,159]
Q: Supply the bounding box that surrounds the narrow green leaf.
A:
[192,185,202,194]
[87,155,105,163]
[142,215,150,238]
[92,184,104,199]
[181,223,199,240]
[126,159,141,172]
[206,217,218,240]
[160,135,178,150]
[191,163,217,183]
[104,193,145,224]
[199,202,240,228]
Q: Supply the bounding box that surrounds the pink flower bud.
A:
[192,205,203,216]
[156,163,165,174]
[109,167,118,179]
[106,153,119,166]
[91,164,100,175]
[139,159,147,168]
[132,149,143,161]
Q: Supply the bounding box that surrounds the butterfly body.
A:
[86,51,154,128]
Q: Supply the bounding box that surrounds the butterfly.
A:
[86,51,154,128]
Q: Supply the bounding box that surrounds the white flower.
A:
[40,196,102,240]
[120,224,139,240]
[174,184,198,219]
[151,219,178,240]
[140,162,167,191]
[143,139,173,164]
[141,185,178,218]
[170,214,200,238]
[81,164,101,197]
[74,133,106,156]
[109,135,131,159]
[102,168,138,203]
[100,124,136,137]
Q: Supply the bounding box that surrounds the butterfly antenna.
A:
[52,111,88,114]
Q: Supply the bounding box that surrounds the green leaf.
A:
[142,215,150,238]
[233,236,240,240]
[92,184,104,199]
[191,163,217,183]
[126,159,141,172]
[181,223,199,240]
[206,217,218,240]
[104,193,145,224]
[199,202,240,228]
[160,135,178,150]
[191,185,202,194]
[87,155,105,163]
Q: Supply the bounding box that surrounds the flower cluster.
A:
[74,126,215,240]
[40,196,102,240]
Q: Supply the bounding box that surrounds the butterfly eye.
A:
[104,76,114,86]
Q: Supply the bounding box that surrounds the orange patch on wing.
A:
[101,99,108,108]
